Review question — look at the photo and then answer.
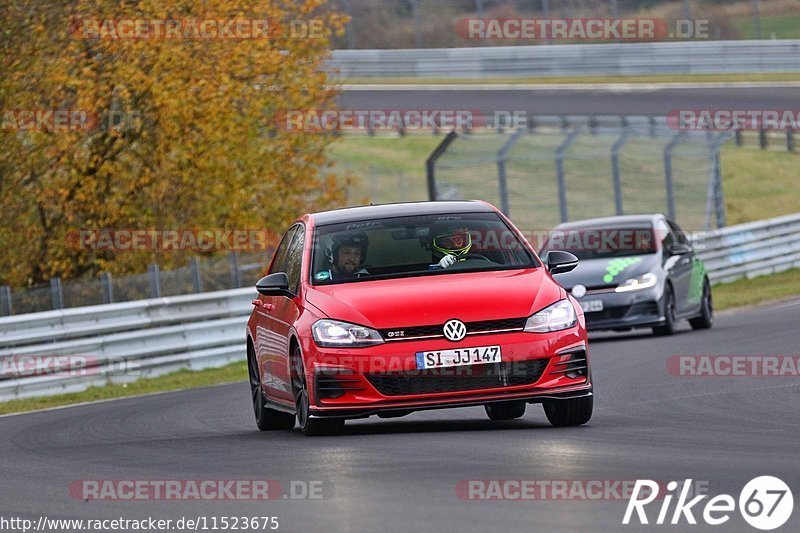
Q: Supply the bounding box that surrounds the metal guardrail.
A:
[1,212,798,401]
[693,212,800,284]
[0,289,255,401]
[329,40,800,78]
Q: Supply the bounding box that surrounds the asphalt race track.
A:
[1,299,798,532]
[339,84,800,116]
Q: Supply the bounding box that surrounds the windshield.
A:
[311,212,538,285]
[540,224,657,260]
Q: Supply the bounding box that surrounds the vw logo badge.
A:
[443,319,467,342]
[572,284,587,299]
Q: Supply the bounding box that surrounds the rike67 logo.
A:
[624,477,793,530]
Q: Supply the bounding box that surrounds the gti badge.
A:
[443,319,467,342]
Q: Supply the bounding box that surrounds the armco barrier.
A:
[693,212,800,284]
[328,40,800,78]
[1,212,798,401]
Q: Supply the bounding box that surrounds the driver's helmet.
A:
[432,228,471,258]
[325,232,369,266]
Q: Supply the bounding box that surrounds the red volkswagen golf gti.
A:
[246,201,593,435]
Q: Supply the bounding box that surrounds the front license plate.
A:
[415,345,502,370]
[580,299,604,312]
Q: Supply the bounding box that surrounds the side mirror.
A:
[544,251,578,274]
[256,273,292,297]
[666,243,692,256]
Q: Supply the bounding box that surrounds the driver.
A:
[429,228,472,270]
[320,233,370,280]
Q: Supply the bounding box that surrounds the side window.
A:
[667,220,689,246]
[284,226,306,294]
[268,226,297,275]
[655,219,675,248]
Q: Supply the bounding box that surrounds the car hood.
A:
[554,254,660,290]
[305,268,561,328]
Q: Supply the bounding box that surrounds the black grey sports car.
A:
[540,214,713,336]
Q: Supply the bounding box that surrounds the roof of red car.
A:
[310,201,495,226]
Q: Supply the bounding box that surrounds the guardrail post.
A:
[589,116,598,135]
[759,128,767,149]
[148,264,161,298]
[101,272,114,304]
[527,115,537,133]
[229,252,241,288]
[735,129,743,146]
[560,116,569,133]
[426,131,458,201]
[190,257,203,293]
[787,128,794,152]
[663,131,687,222]
[649,116,657,138]
[0,285,12,316]
[611,127,633,216]
[50,277,64,310]
[495,128,526,216]
[555,129,581,223]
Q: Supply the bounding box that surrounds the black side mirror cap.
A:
[666,243,692,256]
[256,273,293,297]
[544,250,579,274]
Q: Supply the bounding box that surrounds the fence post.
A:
[229,252,241,288]
[759,128,767,149]
[0,285,12,316]
[735,129,743,146]
[495,128,526,216]
[555,129,581,223]
[101,272,114,304]
[663,131,687,222]
[148,264,162,298]
[611,127,633,216]
[649,115,657,138]
[787,128,795,152]
[50,277,64,310]
[190,257,203,293]
[426,131,459,201]
[705,131,731,229]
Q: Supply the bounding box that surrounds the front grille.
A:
[379,317,526,341]
[365,359,549,396]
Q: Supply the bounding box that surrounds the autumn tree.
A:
[0,0,348,287]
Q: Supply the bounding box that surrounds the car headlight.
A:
[615,273,657,292]
[311,319,384,347]
[524,300,577,333]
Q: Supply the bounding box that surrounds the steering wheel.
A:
[459,253,493,262]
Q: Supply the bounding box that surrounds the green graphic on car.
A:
[687,260,707,303]
[603,257,642,284]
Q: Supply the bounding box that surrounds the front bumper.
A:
[576,289,664,331]
[300,329,591,419]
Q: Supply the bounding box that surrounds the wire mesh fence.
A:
[0,251,270,317]
[429,116,731,233]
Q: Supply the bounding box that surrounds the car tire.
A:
[248,346,295,431]
[292,346,345,437]
[484,401,526,420]
[543,395,593,427]
[652,285,677,336]
[689,279,713,330]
